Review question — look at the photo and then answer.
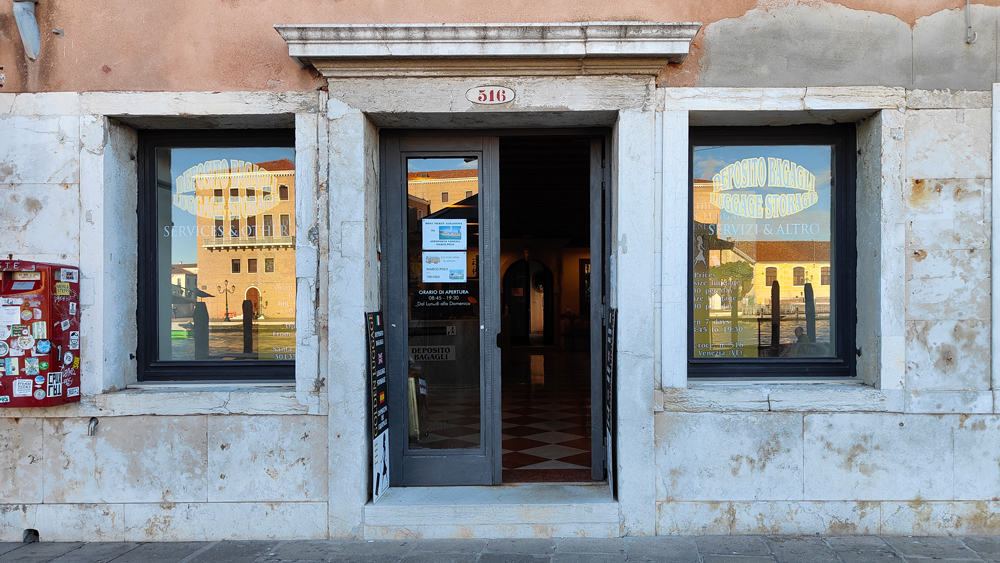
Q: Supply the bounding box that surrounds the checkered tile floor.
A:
[410,350,593,482]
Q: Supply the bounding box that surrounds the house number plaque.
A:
[466,86,514,105]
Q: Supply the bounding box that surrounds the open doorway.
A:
[498,137,596,483]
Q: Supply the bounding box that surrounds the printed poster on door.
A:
[422,219,467,250]
[421,252,467,283]
[366,311,389,502]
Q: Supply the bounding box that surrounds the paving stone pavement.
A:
[0,536,998,562]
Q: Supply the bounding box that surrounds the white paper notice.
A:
[0,306,20,327]
[422,219,467,250]
[421,252,467,283]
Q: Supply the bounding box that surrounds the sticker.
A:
[67,387,79,398]
[11,272,40,281]
[421,219,468,250]
[0,325,8,340]
[60,269,79,283]
[5,358,18,376]
[0,396,9,403]
[0,306,20,326]
[20,309,31,321]
[55,283,70,296]
[47,372,62,385]
[32,308,42,320]
[39,361,48,370]
[421,251,468,283]
[69,302,77,316]
[13,379,32,397]
[8,347,23,357]
[47,372,62,397]
[34,375,44,385]
[0,342,7,356]
[69,332,79,351]
[35,340,50,354]
[17,335,34,351]
[63,352,73,366]
[72,357,79,369]
[11,281,35,291]
[60,320,70,331]
[10,325,25,337]
[23,358,39,376]
[32,322,46,340]
[33,389,45,400]
[0,298,22,306]
[47,383,61,397]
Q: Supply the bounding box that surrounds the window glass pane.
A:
[406,157,480,450]
[692,144,834,359]
[156,147,296,362]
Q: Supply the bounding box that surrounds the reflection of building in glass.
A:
[170,263,200,317]
[407,169,478,214]
[194,159,296,320]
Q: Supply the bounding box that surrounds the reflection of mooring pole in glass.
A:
[194,302,209,360]
[770,281,780,356]
[242,300,254,354]
[804,283,816,342]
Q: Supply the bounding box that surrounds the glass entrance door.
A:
[382,136,501,486]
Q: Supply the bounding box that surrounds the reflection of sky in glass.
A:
[166,147,295,263]
[407,157,478,172]
[693,145,832,242]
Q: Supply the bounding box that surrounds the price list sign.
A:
[366,312,389,502]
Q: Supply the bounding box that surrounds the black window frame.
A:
[137,129,295,382]
[688,124,857,379]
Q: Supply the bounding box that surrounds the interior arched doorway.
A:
[503,259,554,346]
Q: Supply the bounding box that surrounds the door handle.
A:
[495,332,502,348]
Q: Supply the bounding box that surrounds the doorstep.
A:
[363,482,620,539]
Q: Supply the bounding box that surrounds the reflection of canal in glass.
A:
[169,328,296,360]
[703,318,831,351]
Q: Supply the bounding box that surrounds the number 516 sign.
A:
[466,86,515,105]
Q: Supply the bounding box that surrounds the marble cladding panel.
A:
[905,320,990,390]
[905,248,989,321]
[0,503,125,542]
[0,183,81,258]
[906,178,989,250]
[0,418,44,504]
[881,501,1000,535]
[803,413,954,501]
[655,413,803,501]
[905,109,991,179]
[123,502,328,541]
[952,415,1000,500]
[43,416,208,504]
[207,415,328,502]
[0,115,80,184]
[363,523,619,540]
[905,390,994,414]
[656,501,881,536]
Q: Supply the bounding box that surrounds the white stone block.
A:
[906,109,991,179]
[658,387,769,413]
[656,501,880,536]
[123,501,327,541]
[881,501,1000,535]
[0,418,44,504]
[81,91,319,117]
[43,416,208,504]
[768,386,904,413]
[655,413,803,501]
[364,522,619,539]
[803,413,954,500]
[656,501,731,535]
[803,86,905,111]
[905,320,991,390]
[207,415,328,502]
[953,416,1000,500]
[907,89,992,109]
[0,116,80,184]
[905,390,994,414]
[906,178,988,250]
[10,92,81,116]
[906,249,989,321]
[0,503,125,542]
[0,183,80,260]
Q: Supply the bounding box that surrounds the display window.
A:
[688,125,856,378]
[137,130,296,381]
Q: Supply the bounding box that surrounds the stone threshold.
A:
[363,482,620,539]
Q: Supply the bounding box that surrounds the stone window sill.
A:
[655,382,904,413]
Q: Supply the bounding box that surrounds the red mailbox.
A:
[0,260,81,407]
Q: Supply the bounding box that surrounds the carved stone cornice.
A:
[275,22,702,78]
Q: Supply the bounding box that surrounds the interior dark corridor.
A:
[498,136,594,483]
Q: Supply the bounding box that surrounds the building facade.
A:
[0,0,998,540]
